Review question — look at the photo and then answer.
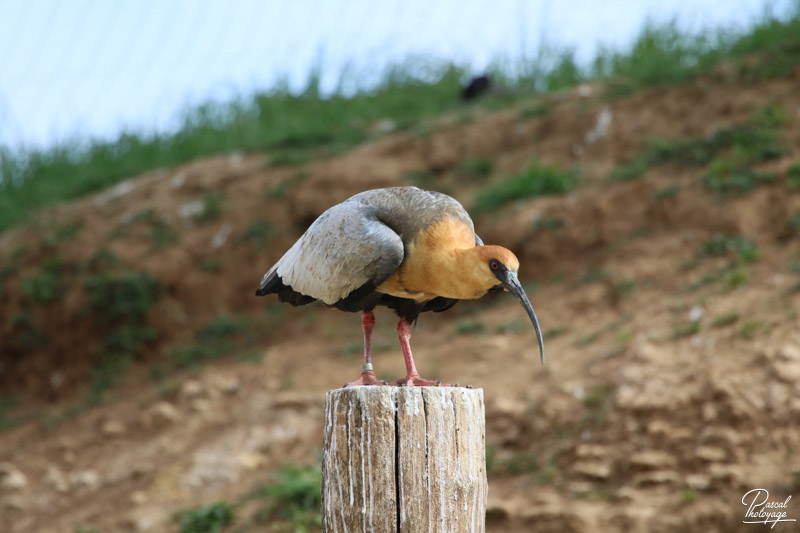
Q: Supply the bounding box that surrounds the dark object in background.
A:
[461,74,491,101]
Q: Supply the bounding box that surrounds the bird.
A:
[255,186,544,387]
[461,74,492,101]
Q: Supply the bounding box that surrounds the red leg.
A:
[344,311,387,387]
[394,318,444,387]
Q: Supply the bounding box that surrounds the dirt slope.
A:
[1,71,800,532]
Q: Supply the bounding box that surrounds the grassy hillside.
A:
[1,4,799,233]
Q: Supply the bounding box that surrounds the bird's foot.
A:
[343,371,388,388]
[395,374,447,387]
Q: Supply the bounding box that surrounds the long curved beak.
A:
[500,271,545,364]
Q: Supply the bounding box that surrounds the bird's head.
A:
[475,246,545,364]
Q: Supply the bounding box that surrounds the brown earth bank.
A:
[1,71,800,532]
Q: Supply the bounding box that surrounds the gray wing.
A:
[259,198,404,305]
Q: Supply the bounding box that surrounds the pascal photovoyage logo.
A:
[742,488,796,528]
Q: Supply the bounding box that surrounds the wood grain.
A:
[322,387,487,533]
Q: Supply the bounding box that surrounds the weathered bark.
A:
[322,386,487,533]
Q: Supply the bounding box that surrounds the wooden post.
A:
[322,386,487,532]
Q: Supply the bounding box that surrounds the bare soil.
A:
[1,71,800,532]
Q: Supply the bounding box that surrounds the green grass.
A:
[712,312,740,328]
[82,272,160,402]
[0,66,468,232]
[472,161,578,214]
[673,321,700,338]
[582,385,616,426]
[44,222,83,247]
[610,116,786,183]
[486,447,540,477]
[739,320,762,339]
[2,7,800,232]
[701,160,776,194]
[244,465,322,532]
[84,272,160,322]
[680,488,699,504]
[196,193,223,223]
[22,257,63,304]
[699,233,759,264]
[787,163,800,189]
[174,501,235,533]
[147,224,180,250]
[455,157,494,181]
[170,314,251,367]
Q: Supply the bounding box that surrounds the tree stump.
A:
[322,386,487,532]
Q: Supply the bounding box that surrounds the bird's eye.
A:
[489,260,500,270]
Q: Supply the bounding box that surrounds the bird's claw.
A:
[394,375,447,387]
[343,371,388,388]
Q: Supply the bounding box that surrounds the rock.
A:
[212,375,240,395]
[575,444,609,459]
[646,420,672,437]
[69,470,100,490]
[178,199,204,219]
[143,401,180,429]
[190,398,213,415]
[695,446,727,462]
[210,223,232,249]
[45,466,69,492]
[179,380,204,399]
[777,344,800,361]
[131,490,147,505]
[573,461,611,480]
[122,507,169,532]
[629,450,676,471]
[238,452,267,470]
[774,360,800,383]
[101,418,125,437]
[686,474,711,490]
[0,463,27,491]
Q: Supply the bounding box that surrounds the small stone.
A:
[178,200,204,219]
[210,223,232,249]
[190,398,213,414]
[45,466,69,492]
[212,375,239,395]
[686,474,711,490]
[101,419,125,437]
[575,444,609,459]
[696,446,727,462]
[238,452,267,470]
[0,463,27,491]
[143,401,181,428]
[131,490,147,505]
[69,470,100,490]
[778,344,800,361]
[180,380,204,399]
[630,450,676,471]
[573,461,611,480]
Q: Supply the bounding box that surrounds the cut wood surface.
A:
[322,386,487,533]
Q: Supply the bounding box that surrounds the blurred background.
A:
[1,1,799,532]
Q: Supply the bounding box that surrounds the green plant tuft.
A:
[22,257,63,304]
[84,272,160,322]
[246,465,322,532]
[174,501,235,533]
[473,161,578,214]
